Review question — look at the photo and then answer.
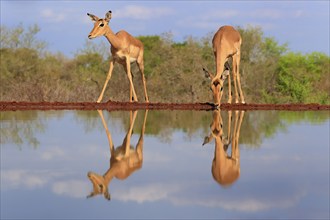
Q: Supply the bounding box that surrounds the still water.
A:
[1,110,329,219]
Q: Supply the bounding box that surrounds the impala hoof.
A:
[212,103,220,109]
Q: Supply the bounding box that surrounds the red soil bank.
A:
[0,101,329,111]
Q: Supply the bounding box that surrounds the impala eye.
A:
[99,23,104,27]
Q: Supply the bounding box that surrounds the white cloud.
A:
[41,8,66,23]
[112,181,307,213]
[113,5,173,20]
[2,169,89,198]
[52,180,89,198]
[176,9,239,29]
[175,193,300,212]
[114,183,181,203]
[1,169,60,189]
[247,8,307,20]
[40,147,65,160]
[171,191,307,212]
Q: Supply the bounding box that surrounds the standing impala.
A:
[87,11,149,103]
[204,26,245,106]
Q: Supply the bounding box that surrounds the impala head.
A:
[87,11,112,39]
[203,68,229,106]
[87,171,111,200]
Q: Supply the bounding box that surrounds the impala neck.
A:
[103,167,116,184]
[104,26,122,49]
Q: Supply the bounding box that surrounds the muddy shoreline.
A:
[0,101,329,111]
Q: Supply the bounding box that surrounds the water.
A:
[1,110,329,219]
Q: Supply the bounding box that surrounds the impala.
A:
[204,26,245,106]
[87,11,149,103]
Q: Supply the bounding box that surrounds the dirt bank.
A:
[0,101,329,111]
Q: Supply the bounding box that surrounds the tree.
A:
[236,26,288,103]
[277,52,330,103]
[0,24,46,52]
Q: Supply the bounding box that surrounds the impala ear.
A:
[87,191,96,199]
[203,67,214,80]
[87,13,99,22]
[104,191,111,201]
[202,135,213,146]
[105,10,112,22]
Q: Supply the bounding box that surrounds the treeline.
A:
[1,24,329,104]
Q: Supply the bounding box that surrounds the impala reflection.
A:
[203,110,245,187]
[87,110,148,200]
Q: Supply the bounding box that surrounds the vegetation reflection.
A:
[1,110,329,150]
[87,110,148,200]
[203,110,245,187]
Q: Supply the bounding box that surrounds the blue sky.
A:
[1,1,329,57]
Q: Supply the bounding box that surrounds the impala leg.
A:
[221,66,232,104]
[129,80,133,102]
[137,57,149,102]
[213,53,227,105]
[123,111,137,157]
[97,110,114,153]
[226,110,232,145]
[122,64,133,102]
[215,53,231,104]
[232,54,240,103]
[232,110,244,162]
[136,110,148,161]
[97,59,114,103]
[227,69,232,104]
[126,57,138,102]
[231,110,239,162]
[236,52,245,103]
[237,111,245,141]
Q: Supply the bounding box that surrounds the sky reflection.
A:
[1,110,329,219]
